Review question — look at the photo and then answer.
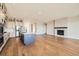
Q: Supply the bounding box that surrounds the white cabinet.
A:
[0,8,5,24]
[4,33,9,43]
[0,3,9,52]
[0,18,5,24]
[0,33,10,52]
[0,3,6,24]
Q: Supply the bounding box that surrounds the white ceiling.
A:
[6,3,79,23]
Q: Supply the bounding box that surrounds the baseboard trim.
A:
[47,34,79,40]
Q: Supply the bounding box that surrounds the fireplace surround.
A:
[54,27,68,37]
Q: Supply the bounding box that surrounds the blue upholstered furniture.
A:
[21,33,36,46]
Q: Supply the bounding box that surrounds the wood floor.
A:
[0,35,79,56]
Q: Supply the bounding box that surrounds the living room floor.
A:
[0,35,79,56]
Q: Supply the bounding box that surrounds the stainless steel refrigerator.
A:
[15,26,21,37]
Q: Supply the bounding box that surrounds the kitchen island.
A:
[20,33,36,46]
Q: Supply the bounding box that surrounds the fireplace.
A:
[57,30,64,35]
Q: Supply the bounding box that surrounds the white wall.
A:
[47,16,79,39]
[68,16,79,39]
[47,21,54,35]
[23,21,46,35]
[36,23,46,35]
[55,18,68,27]
[31,23,36,34]
[23,20,31,33]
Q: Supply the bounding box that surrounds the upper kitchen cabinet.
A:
[0,3,7,24]
[0,3,7,14]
